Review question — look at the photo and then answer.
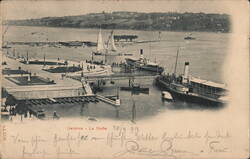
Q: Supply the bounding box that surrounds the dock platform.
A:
[2,55,122,110]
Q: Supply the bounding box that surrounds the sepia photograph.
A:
[0,0,249,158]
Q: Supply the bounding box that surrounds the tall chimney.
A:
[140,49,144,59]
[183,62,189,83]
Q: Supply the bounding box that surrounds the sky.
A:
[1,0,247,20]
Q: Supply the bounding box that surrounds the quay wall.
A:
[6,87,86,100]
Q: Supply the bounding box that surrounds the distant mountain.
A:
[6,11,230,32]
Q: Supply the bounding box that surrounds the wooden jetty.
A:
[6,93,120,120]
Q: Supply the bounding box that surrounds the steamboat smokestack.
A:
[140,49,144,59]
[183,62,189,83]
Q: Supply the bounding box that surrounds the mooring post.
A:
[80,102,85,116]
[115,107,119,118]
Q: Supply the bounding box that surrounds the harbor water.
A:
[3,26,230,120]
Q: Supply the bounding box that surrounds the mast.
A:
[91,52,94,62]
[13,48,15,57]
[174,48,180,75]
[43,53,46,65]
[26,51,29,61]
[104,52,107,64]
[131,100,136,123]
[116,86,119,99]
[158,31,161,41]
[104,43,108,64]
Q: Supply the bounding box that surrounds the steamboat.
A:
[125,49,164,74]
[155,62,228,106]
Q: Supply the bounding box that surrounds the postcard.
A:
[0,0,249,158]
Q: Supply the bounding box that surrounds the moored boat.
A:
[92,29,126,57]
[125,49,164,74]
[161,91,173,102]
[92,28,106,56]
[155,62,228,106]
[120,83,149,93]
[184,33,196,40]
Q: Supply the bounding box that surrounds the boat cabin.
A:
[189,77,227,98]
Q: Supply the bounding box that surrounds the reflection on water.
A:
[4,26,229,121]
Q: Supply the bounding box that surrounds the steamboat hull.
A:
[120,87,149,92]
[168,89,224,107]
[138,66,164,74]
[154,77,171,90]
[155,77,225,107]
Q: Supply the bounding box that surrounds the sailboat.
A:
[93,29,127,57]
[106,30,117,52]
[93,29,106,55]
[105,30,125,56]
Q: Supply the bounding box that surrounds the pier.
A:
[2,55,121,113]
[1,50,164,121]
[68,73,157,82]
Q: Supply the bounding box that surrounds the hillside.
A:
[6,12,230,32]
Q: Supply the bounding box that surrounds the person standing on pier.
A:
[53,111,59,119]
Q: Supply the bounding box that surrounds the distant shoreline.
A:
[5,12,230,33]
[4,24,230,34]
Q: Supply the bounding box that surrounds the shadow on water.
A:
[161,99,226,111]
